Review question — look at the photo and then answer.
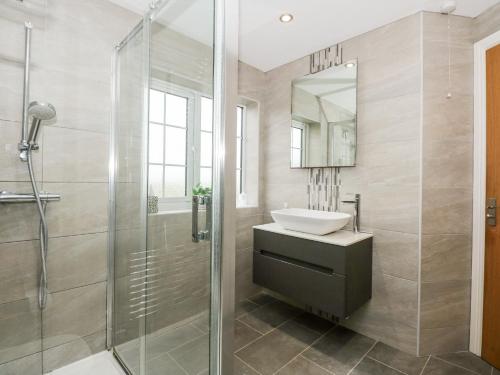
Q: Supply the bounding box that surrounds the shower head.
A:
[27,101,56,146]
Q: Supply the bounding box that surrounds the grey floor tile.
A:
[368,342,428,375]
[493,366,500,375]
[302,326,376,375]
[436,352,492,375]
[351,357,403,375]
[169,334,209,375]
[236,299,260,318]
[239,300,302,334]
[147,353,186,375]
[147,324,204,359]
[0,353,41,375]
[191,313,209,333]
[422,357,475,375]
[236,320,320,375]
[276,356,331,375]
[234,357,260,375]
[293,312,334,334]
[235,321,262,351]
[248,293,279,306]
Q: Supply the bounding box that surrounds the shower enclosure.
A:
[109,0,228,374]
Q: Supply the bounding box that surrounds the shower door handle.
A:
[192,195,211,242]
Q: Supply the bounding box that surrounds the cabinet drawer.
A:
[253,250,347,318]
[254,229,347,274]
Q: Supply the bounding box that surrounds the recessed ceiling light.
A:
[279,13,294,23]
[345,62,355,68]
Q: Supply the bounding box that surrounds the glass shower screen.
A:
[110,1,219,374]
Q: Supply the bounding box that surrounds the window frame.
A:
[236,104,247,197]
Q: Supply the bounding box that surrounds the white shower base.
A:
[48,351,125,375]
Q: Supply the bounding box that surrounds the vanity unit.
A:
[253,223,373,319]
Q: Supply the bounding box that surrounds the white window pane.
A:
[149,124,164,164]
[165,126,186,165]
[200,167,212,188]
[201,97,213,131]
[292,127,302,148]
[149,164,163,197]
[236,170,241,194]
[200,131,212,167]
[149,90,164,123]
[236,139,241,169]
[236,106,243,137]
[291,148,302,168]
[165,93,187,127]
[164,166,185,197]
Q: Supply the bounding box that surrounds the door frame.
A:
[470,29,500,356]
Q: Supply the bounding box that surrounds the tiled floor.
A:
[234,293,500,375]
[56,293,500,375]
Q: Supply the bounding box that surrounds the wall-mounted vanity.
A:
[253,223,372,319]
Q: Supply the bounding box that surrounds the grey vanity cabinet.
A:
[253,228,373,319]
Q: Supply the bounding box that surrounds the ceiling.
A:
[110,0,499,71]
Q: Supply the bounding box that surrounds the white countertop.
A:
[253,223,373,246]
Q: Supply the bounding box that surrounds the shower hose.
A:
[27,147,48,309]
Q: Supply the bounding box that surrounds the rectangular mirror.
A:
[291,59,357,168]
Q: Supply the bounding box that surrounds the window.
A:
[148,84,247,210]
[291,121,304,168]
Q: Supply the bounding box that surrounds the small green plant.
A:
[192,183,212,196]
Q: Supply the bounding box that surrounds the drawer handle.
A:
[259,250,334,275]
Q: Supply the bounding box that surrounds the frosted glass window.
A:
[165,93,187,127]
[149,124,164,164]
[165,127,186,165]
[236,173,241,197]
[200,131,212,168]
[200,167,212,188]
[236,140,241,168]
[149,90,164,123]
[291,127,302,148]
[149,164,163,197]
[291,148,302,168]
[201,97,213,131]
[164,166,186,197]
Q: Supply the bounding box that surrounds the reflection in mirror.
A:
[291,60,357,168]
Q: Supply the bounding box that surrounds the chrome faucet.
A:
[341,194,360,233]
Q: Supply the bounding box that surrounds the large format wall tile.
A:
[42,126,109,182]
[0,240,39,305]
[0,298,41,365]
[43,182,108,237]
[419,325,469,355]
[0,352,41,375]
[473,2,500,41]
[47,232,108,293]
[42,282,106,349]
[0,120,42,182]
[42,330,106,373]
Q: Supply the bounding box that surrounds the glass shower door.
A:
[110,0,218,374]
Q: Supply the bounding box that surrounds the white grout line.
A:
[236,318,268,336]
[271,325,336,375]
[190,321,208,335]
[418,356,431,375]
[346,340,378,375]
[366,356,408,375]
[235,355,265,375]
[300,354,336,375]
[167,352,189,375]
[432,356,484,375]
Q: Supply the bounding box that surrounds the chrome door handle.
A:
[192,195,211,242]
[487,197,496,227]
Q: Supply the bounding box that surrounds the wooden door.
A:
[483,43,500,369]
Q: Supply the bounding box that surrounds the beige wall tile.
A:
[42,126,109,182]
[421,234,472,283]
[420,279,471,329]
[419,325,469,355]
[44,182,108,237]
[0,240,40,305]
[472,2,500,42]
[47,232,108,293]
[42,282,106,349]
[0,297,41,364]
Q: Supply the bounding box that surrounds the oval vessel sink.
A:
[271,208,351,235]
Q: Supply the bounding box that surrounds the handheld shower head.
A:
[27,101,56,146]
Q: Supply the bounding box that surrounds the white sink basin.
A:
[270,208,351,235]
